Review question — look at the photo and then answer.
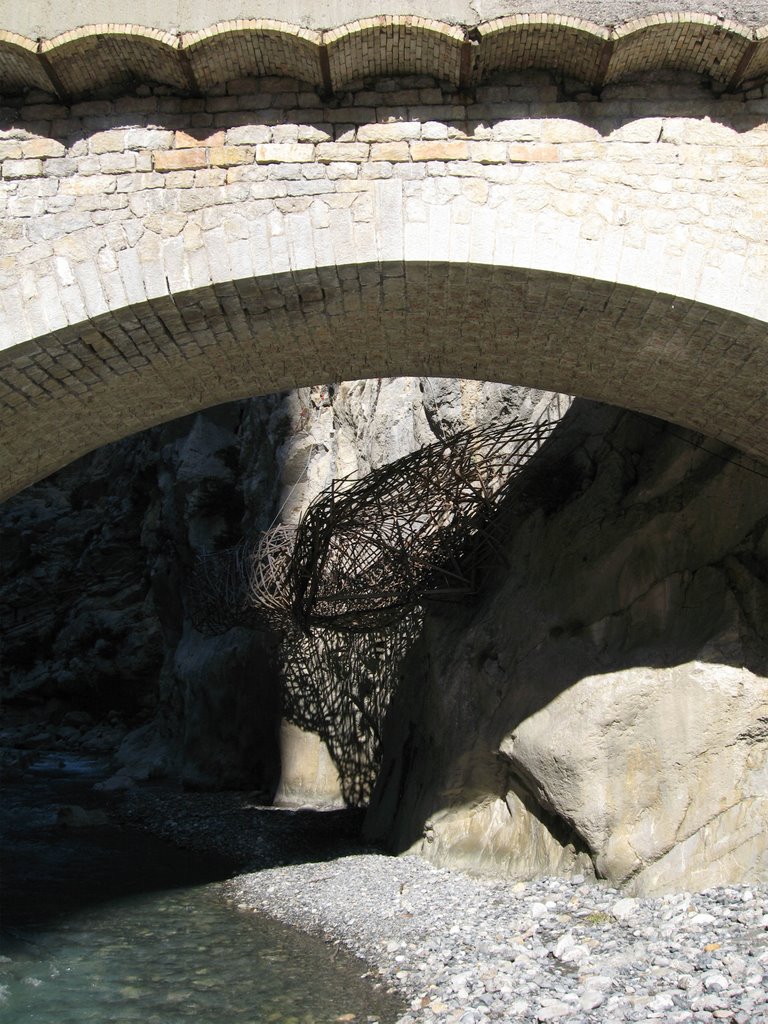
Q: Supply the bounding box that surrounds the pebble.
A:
[229,859,768,1024]
[122,789,768,1024]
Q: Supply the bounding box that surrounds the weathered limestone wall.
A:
[365,400,768,894]
[1,71,767,498]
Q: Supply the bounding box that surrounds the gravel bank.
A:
[122,788,768,1024]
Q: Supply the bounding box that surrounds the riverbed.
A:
[0,752,405,1023]
[5,756,766,1024]
[122,786,768,1024]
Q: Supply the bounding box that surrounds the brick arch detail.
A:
[1,14,767,99]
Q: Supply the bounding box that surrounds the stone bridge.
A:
[1,3,768,499]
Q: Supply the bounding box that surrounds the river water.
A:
[0,753,405,1023]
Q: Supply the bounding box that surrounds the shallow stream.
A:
[0,753,404,1023]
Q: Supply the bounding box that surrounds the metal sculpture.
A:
[287,415,556,632]
[189,413,556,637]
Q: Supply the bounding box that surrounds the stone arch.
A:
[473,16,610,85]
[39,26,188,97]
[323,18,466,89]
[2,251,766,501]
[181,21,324,92]
[1,52,767,499]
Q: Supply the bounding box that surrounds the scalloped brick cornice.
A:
[1,13,767,99]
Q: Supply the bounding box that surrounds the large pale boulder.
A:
[501,662,768,892]
[273,722,345,808]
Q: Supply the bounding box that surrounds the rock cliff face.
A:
[364,401,768,894]
[0,434,163,739]
[1,382,767,893]
[0,378,544,793]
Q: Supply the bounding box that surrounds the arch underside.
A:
[2,262,766,501]
[0,15,766,99]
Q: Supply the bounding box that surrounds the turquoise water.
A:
[0,755,404,1024]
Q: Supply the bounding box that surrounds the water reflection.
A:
[0,755,404,1024]
[2,883,401,1023]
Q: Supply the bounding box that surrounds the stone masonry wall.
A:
[1,69,768,498]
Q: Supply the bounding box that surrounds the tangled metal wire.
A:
[189,414,557,637]
[287,415,556,632]
[245,522,296,624]
[188,539,261,635]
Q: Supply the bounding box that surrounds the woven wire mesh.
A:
[189,414,556,636]
[288,415,556,632]
[188,539,260,634]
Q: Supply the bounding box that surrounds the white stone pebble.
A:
[227,855,768,1024]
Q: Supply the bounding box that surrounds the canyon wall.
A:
[2,382,767,892]
[0,378,544,794]
[365,401,768,894]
